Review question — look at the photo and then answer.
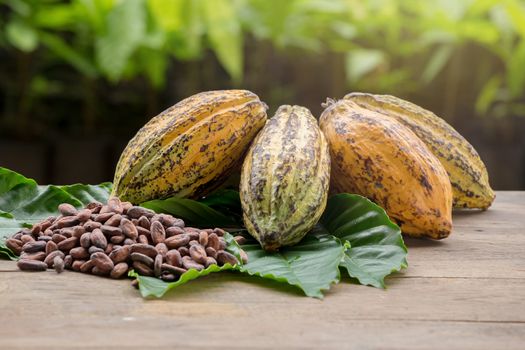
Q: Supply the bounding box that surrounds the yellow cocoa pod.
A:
[344,92,494,209]
[320,99,453,239]
[112,90,267,203]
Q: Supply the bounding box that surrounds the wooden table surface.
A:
[0,191,524,349]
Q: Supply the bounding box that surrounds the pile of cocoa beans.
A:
[6,197,248,282]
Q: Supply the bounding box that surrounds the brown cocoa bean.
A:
[53,256,65,273]
[20,235,35,244]
[77,209,92,222]
[123,238,135,245]
[86,202,102,213]
[59,227,74,238]
[72,260,86,271]
[131,279,139,288]
[217,251,239,266]
[166,226,184,237]
[130,252,154,267]
[181,256,204,271]
[80,232,91,248]
[71,226,86,238]
[185,227,200,233]
[90,252,114,273]
[17,259,47,271]
[100,225,122,237]
[56,216,80,228]
[31,223,42,235]
[178,246,189,257]
[189,244,207,264]
[107,197,123,214]
[120,218,138,240]
[233,235,247,245]
[40,219,53,231]
[165,249,182,267]
[110,234,125,244]
[218,237,227,250]
[161,263,187,276]
[88,246,104,254]
[130,243,157,258]
[188,240,199,246]
[45,240,58,255]
[240,250,249,264]
[109,245,130,264]
[213,228,226,236]
[57,236,78,252]
[6,238,23,255]
[52,234,67,244]
[207,233,220,251]
[43,228,53,236]
[165,234,190,249]
[160,272,177,282]
[58,203,78,216]
[110,262,129,279]
[187,231,199,241]
[94,212,113,223]
[137,216,150,229]
[104,243,114,254]
[91,266,107,276]
[83,220,102,231]
[64,255,73,269]
[150,221,166,244]
[98,205,111,214]
[205,257,217,267]
[127,206,155,219]
[155,243,168,257]
[138,235,149,245]
[205,247,218,259]
[22,240,46,253]
[38,236,51,242]
[133,261,154,276]
[156,214,176,227]
[198,231,208,246]
[154,254,163,277]
[121,201,133,213]
[90,229,107,249]
[70,246,89,260]
[104,213,122,227]
[44,250,65,267]
[21,251,47,261]
[136,226,151,237]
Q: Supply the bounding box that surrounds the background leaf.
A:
[321,194,408,288]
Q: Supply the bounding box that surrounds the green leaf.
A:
[238,229,345,299]
[345,49,385,83]
[0,215,23,260]
[5,19,38,52]
[141,196,242,228]
[201,0,243,82]
[321,194,408,288]
[422,45,453,84]
[476,76,502,114]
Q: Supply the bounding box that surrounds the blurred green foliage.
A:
[1,0,525,117]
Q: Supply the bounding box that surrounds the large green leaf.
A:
[321,194,408,288]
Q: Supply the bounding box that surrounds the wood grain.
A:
[0,191,524,349]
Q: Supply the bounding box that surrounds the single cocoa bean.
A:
[213,228,226,236]
[77,209,92,222]
[71,226,85,238]
[218,237,227,250]
[120,218,138,240]
[189,240,199,246]
[205,247,218,259]
[88,246,104,254]
[56,216,80,228]
[154,254,163,277]
[130,252,154,267]
[121,201,133,214]
[127,206,155,219]
[44,250,65,267]
[105,243,114,254]
[217,251,239,266]
[59,227,75,238]
[17,259,47,271]
[21,251,47,261]
[86,202,102,213]
[109,245,130,264]
[90,229,107,249]
[100,225,122,237]
[133,261,154,276]
[104,214,122,227]
[64,255,73,269]
[155,243,168,257]
[150,221,166,244]
[38,236,52,242]
[166,226,184,237]
[165,249,182,267]
[94,212,113,223]
[110,262,129,279]
[130,243,158,258]
[123,238,135,245]
[80,232,91,248]
[58,203,78,216]
[165,234,190,249]
[110,234,125,244]
[137,216,150,229]
[189,244,207,264]
[240,250,249,264]
[107,197,123,214]
[181,256,204,271]
[20,235,35,244]
[54,256,65,273]
[43,228,53,236]
[138,235,149,245]
[185,227,199,233]
[83,220,102,231]
[205,257,217,267]
[72,260,86,271]
[45,240,58,255]
[161,272,177,282]
[198,231,208,246]
[57,236,78,252]
[136,226,151,237]
[6,238,23,255]
[31,223,42,235]
[178,246,189,257]
[98,205,111,214]
[70,246,89,260]
[161,263,187,276]
[187,231,199,241]
[90,252,114,273]
[52,234,67,244]
[22,240,46,253]
[207,233,220,251]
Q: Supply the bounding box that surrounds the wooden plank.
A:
[0,191,524,349]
